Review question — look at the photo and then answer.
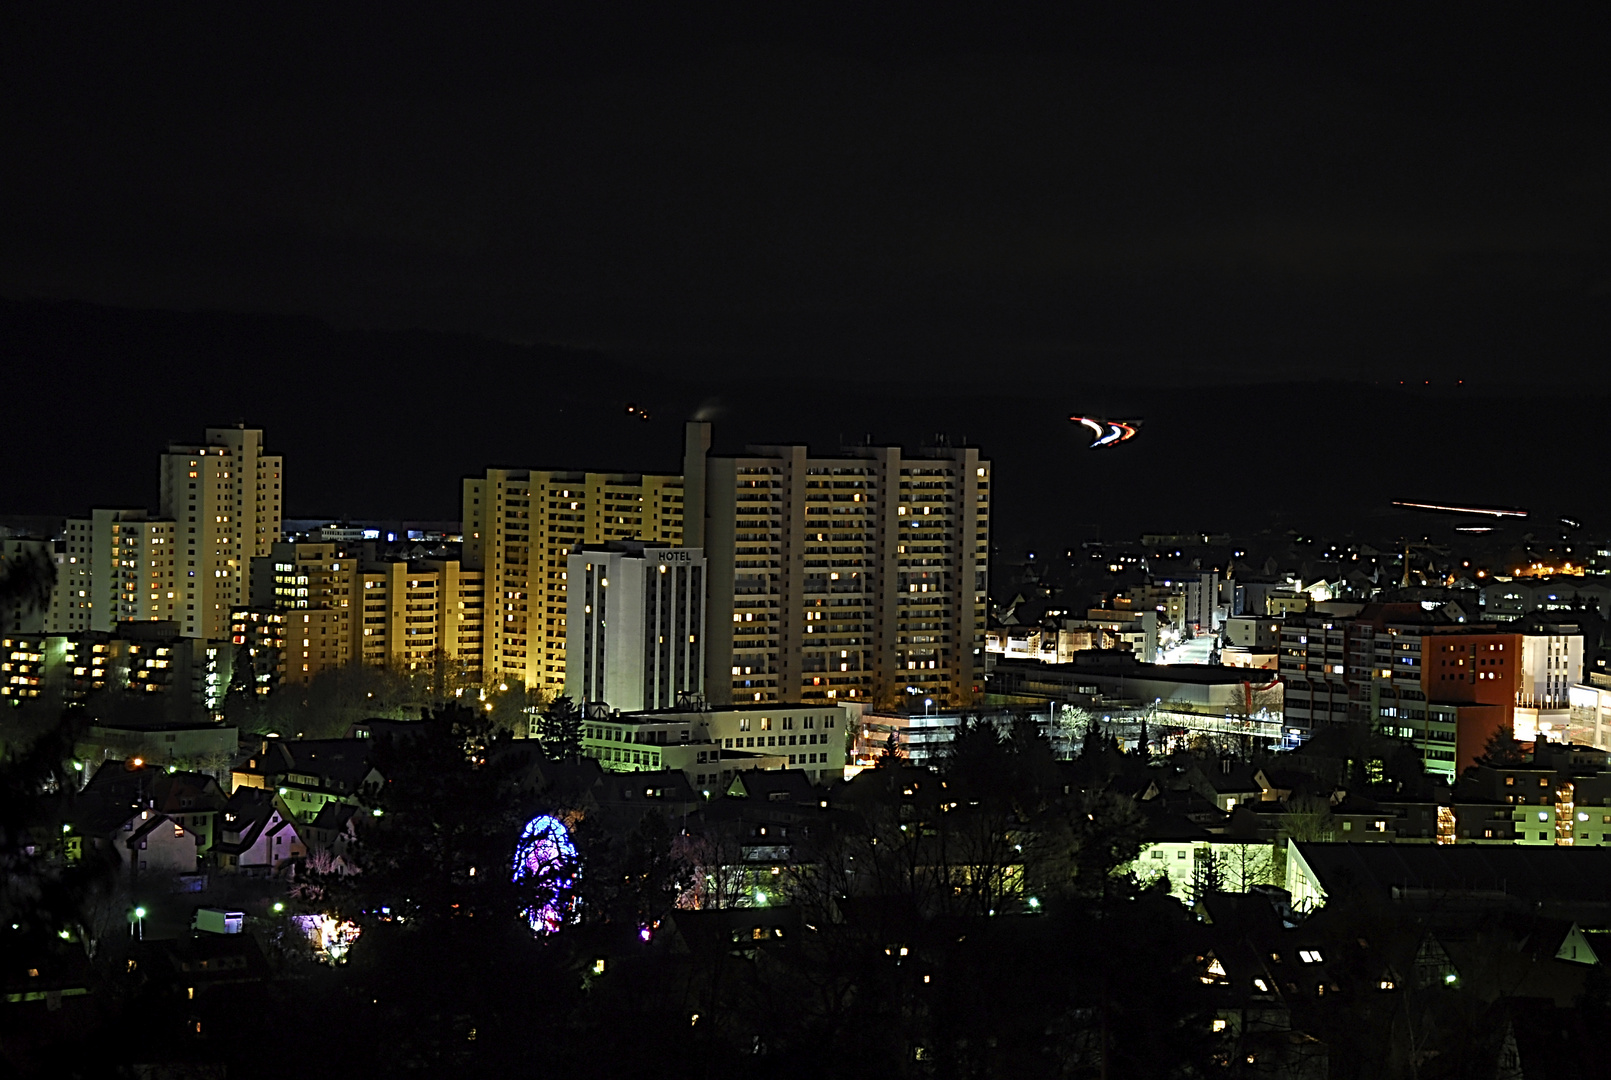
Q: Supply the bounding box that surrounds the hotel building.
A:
[565,542,706,712]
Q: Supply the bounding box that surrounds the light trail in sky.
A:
[1392,501,1528,518]
[1071,416,1140,449]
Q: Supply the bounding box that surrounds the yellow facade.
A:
[461,469,683,691]
[159,426,284,640]
[255,542,484,686]
[685,425,990,709]
[357,559,485,676]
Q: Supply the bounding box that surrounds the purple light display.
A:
[512,814,578,933]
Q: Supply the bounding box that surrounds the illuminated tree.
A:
[511,813,579,932]
[880,726,904,764]
[670,825,753,911]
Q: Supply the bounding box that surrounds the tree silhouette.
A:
[881,725,904,764]
[534,695,583,759]
[0,544,55,633]
[1476,724,1527,768]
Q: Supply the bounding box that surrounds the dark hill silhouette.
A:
[1,297,1601,557]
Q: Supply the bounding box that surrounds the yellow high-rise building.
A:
[159,426,284,640]
[461,469,683,691]
[683,422,990,709]
[59,510,180,631]
[243,541,484,687]
[356,558,484,677]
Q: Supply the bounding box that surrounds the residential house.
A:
[230,737,383,824]
[210,788,306,873]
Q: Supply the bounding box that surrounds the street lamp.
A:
[924,698,933,716]
[131,906,147,941]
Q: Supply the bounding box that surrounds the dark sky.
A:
[3,6,1607,387]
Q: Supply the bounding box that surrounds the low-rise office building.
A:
[579,701,847,789]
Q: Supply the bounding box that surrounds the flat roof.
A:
[1294,841,1611,903]
[614,702,846,719]
[991,657,1274,687]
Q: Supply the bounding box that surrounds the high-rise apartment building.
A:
[248,541,360,685]
[159,426,283,640]
[237,541,485,687]
[356,557,485,676]
[461,469,683,691]
[682,422,990,709]
[57,510,181,632]
[565,542,706,712]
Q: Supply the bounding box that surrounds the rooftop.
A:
[617,702,846,719]
[1293,841,1611,905]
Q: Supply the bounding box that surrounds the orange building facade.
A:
[1373,626,1521,775]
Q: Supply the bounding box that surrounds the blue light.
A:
[512,814,578,934]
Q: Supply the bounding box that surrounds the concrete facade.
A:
[565,543,706,713]
[580,702,848,787]
[684,422,990,710]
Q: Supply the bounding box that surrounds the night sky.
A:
[2,8,1607,538]
[5,7,1606,384]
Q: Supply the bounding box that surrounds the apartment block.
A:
[565,542,706,712]
[356,558,485,677]
[1278,613,1353,735]
[3,622,232,717]
[1451,743,1611,846]
[461,468,683,692]
[58,510,182,631]
[1372,627,1521,776]
[238,541,485,687]
[228,609,287,698]
[684,422,990,709]
[159,426,284,640]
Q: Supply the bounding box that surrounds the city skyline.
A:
[4,9,1608,1077]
